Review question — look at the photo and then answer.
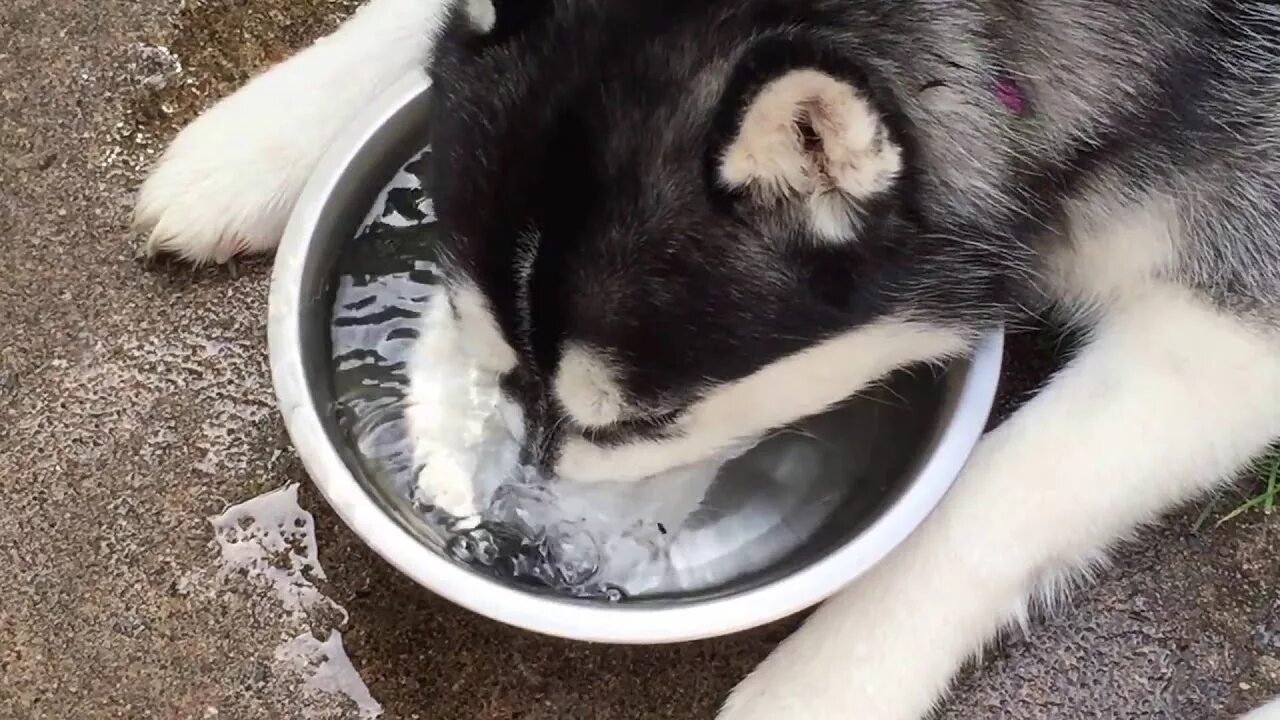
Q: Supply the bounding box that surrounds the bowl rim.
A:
[268,68,1004,644]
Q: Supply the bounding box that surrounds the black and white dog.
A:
[136,1,1280,717]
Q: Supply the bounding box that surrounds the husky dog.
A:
[135,0,1280,717]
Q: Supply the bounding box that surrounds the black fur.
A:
[424,0,1280,456]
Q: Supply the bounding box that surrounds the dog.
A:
[135,0,1280,717]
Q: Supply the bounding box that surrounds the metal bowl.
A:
[268,68,1003,643]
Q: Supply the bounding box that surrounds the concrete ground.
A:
[2,1,1279,718]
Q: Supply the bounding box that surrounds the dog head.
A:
[423,0,993,482]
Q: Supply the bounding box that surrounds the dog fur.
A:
[135,0,1280,717]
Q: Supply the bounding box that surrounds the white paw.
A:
[134,0,450,264]
[136,35,380,261]
[716,628,935,720]
[133,39,377,264]
[1241,698,1280,720]
[715,523,978,720]
[133,86,314,264]
[718,656,847,720]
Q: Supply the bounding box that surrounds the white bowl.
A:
[268,69,1003,643]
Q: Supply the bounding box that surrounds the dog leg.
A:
[720,288,1280,720]
[1242,698,1280,719]
[133,0,456,263]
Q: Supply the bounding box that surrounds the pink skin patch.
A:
[994,78,1027,116]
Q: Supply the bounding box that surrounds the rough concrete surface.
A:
[1,1,1278,718]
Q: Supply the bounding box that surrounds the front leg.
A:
[134,0,457,263]
[721,289,1280,720]
[1242,697,1280,718]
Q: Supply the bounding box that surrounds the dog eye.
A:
[578,408,683,446]
[638,408,682,429]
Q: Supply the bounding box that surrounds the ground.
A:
[2,1,1279,718]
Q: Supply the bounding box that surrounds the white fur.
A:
[451,283,519,374]
[1045,190,1182,312]
[1243,698,1280,719]
[554,345,628,427]
[405,296,503,518]
[463,0,496,32]
[719,69,902,242]
[557,320,964,482]
[134,0,456,263]
[718,195,1280,719]
[138,4,1280,717]
[719,288,1280,720]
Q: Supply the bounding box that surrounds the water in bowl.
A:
[330,148,934,601]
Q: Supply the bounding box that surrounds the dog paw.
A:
[132,77,324,264]
[132,0,457,264]
[717,664,839,720]
[715,563,954,720]
[132,26,413,264]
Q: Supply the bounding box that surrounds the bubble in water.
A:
[545,525,599,587]
[470,527,501,565]
[448,515,482,533]
[445,533,476,564]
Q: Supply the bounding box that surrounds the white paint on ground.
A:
[276,630,385,720]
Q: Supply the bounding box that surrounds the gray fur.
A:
[424,0,1280,469]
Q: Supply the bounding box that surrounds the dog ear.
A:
[717,69,903,243]
[462,0,549,40]
[461,0,498,32]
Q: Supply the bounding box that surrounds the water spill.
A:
[331,148,936,600]
[275,630,384,720]
[200,484,381,717]
[209,483,346,622]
